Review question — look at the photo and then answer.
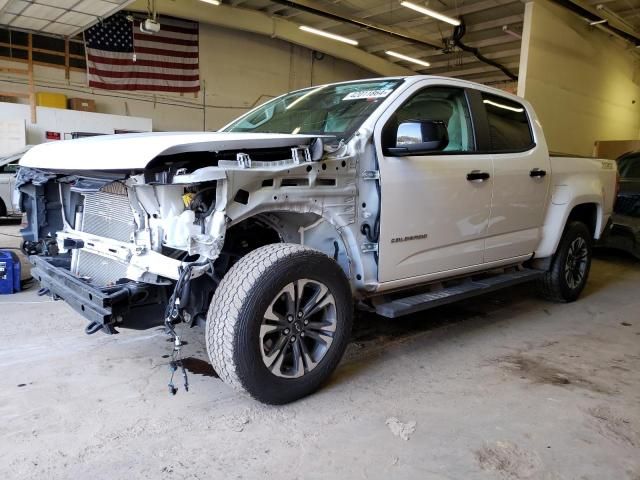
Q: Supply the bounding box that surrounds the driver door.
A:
[376,85,493,283]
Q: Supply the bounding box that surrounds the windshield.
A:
[222,79,403,141]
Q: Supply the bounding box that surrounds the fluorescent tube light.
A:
[483,99,524,113]
[199,0,220,4]
[400,1,461,26]
[299,26,359,46]
[386,50,431,67]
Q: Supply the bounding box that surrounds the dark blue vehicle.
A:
[600,151,640,259]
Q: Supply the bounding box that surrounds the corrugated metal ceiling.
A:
[0,0,134,37]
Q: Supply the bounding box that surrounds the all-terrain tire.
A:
[205,243,353,404]
[537,221,593,302]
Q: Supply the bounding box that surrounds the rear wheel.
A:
[537,221,592,302]
[205,243,353,404]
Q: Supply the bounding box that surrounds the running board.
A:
[374,269,544,318]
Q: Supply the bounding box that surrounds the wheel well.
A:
[180,217,282,326]
[567,203,598,239]
[216,216,282,276]
[0,197,6,217]
[221,212,352,279]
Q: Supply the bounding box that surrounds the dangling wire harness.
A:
[164,261,210,395]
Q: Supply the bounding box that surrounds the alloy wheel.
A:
[259,279,337,378]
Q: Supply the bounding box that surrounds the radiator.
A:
[73,183,136,285]
[74,250,130,286]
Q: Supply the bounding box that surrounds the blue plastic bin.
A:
[0,251,21,294]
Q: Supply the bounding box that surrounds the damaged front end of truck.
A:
[17,131,365,335]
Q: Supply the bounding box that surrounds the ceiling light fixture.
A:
[299,26,359,46]
[502,25,522,40]
[400,1,461,27]
[199,0,221,5]
[386,50,431,67]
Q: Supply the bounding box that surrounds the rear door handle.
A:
[530,168,547,178]
[466,170,491,182]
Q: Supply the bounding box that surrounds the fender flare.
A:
[535,194,603,259]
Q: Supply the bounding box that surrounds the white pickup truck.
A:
[18,76,616,404]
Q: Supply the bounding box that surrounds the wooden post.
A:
[64,38,70,80]
[28,33,36,123]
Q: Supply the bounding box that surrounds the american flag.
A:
[84,13,199,93]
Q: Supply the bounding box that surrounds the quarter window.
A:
[481,93,534,152]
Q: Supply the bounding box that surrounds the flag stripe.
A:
[135,33,198,47]
[149,16,198,29]
[153,23,198,35]
[134,45,199,58]
[87,73,199,86]
[88,54,199,70]
[87,75,199,87]
[90,60,199,71]
[87,80,200,92]
[135,40,199,53]
[87,49,198,65]
[89,67,200,81]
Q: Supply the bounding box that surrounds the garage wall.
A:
[518,0,640,156]
[0,22,374,132]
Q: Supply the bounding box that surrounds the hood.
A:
[19,132,322,171]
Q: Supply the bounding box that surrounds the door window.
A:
[387,87,474,153]
[481,93,534,152]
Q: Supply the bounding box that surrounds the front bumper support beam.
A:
[30,256,166,334]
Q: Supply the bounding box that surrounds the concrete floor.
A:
[1,220,639,480]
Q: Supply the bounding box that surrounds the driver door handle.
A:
[466,170,491,182]
[530,168,547,178]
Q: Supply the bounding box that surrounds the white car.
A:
[0,147,27,217]
[18,76,617,403]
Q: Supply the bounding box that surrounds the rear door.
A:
[474,92,551,262]
[375,83,493,282]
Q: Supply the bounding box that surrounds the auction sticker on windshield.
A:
[343,89,393,100]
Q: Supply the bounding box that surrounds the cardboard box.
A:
[594,140,640,160]
[68,98,97,113]
[36,92,67,109]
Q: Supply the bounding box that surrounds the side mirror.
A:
[384,120,449,156]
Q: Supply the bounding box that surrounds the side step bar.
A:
[374,269,544,318]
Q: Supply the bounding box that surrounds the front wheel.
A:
[537,221,593,302]
[205,243,353,404]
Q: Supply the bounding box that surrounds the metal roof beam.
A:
[312,0,520,33]
[551,0,640,45]
[129,0,414,76]
[427,48,521,69]
[266,0,441,49]
[362,14,524,54]
[464,73,518,84]
[264,4,294,15]
[433,61,520,77]
[397,48,521,73]
[386,35,520,62]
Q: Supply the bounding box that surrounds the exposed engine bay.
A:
[17,132,378,335]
